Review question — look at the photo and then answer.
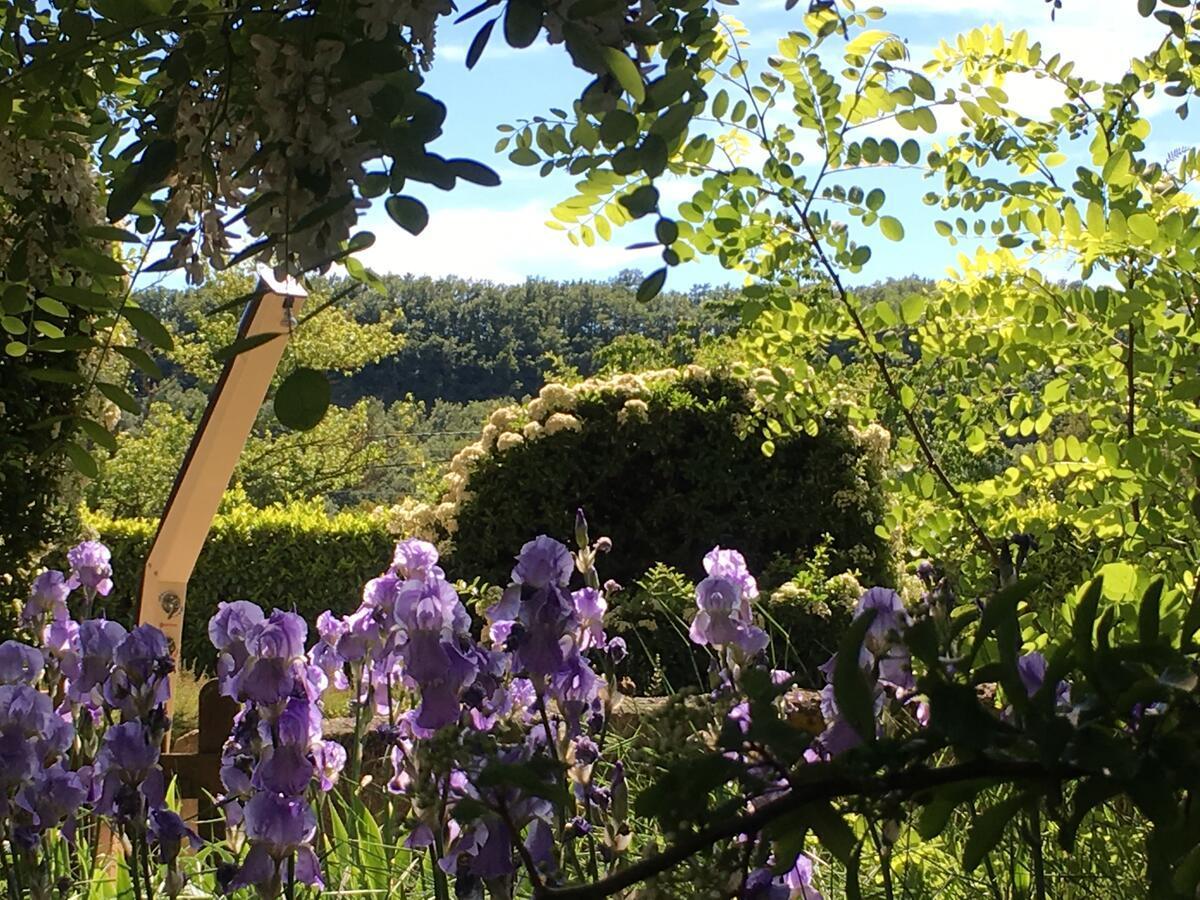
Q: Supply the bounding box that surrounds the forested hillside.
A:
[90,270,930,518]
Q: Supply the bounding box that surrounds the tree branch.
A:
[793,209,1001,567]
[535,758,1078,899]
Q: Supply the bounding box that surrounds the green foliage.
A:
[326,271,740,405]
[445,368,892,592]
[1,0,734,474]
[83,501,393,670]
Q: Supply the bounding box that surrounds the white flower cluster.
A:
[157,0,453,283]
[0,130,101,290]
[850,423,891,472]
[357,0,451,57]
[543,0,643,48]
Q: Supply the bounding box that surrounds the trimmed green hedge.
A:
[445,368,892,591]
[83,500,394,671]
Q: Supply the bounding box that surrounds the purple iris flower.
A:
[551,652,600,734]
[23,570,70,624]
[0,640,44,685]
[66,540,113,598]
[149,808,201,864]
[95,721,165,817]
[362,572,401,612]
[703,546,759,602]
[512,536,574,589]
[15,761,88,843]
[571,588,608,651]
[312,740,347,792]
[72,618,128,696]
[104,624,174,719]
[232,792,322,893]
[689,576,768,655]
[855,588,910,655]
[274,697,322,748]
[1017,651,1070,707]
[392,538,444,582]
[607,636,628,664]
[209,600,266,692]
[743,868,790,900]
[469,819,516,878]
[1017,651,1048,696]
[235,610,309,704]
[253,743,315,795]
[784,853,824,899]
[0,684,73,764]
[405,631,478,732]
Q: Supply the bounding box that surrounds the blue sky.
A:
[354,0,1186,288]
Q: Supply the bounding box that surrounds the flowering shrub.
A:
[2,541,196,900]
[387,366,891,592]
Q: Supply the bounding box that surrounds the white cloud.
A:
[358,201,659,283]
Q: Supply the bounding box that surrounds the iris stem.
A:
[127,836,143,900]
[141,835,154,899]
[1,835,21,900]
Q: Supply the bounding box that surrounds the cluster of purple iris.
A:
[2,540,197,900]
[293,514,634,894]
[207,601,346,895]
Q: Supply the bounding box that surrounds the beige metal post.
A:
[137,266,306,739]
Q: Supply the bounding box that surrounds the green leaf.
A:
[900,293,925,323]
[1073,577,1104,665]
[466,17,496,69]
[447,158,501,187]
[1138,577,1164,645]
[917,781,989,840]
[619,184,659,218]
[805,801,857,864]
[963,794,1027,872]
[114,345,164,379]
[27,368,86,384]
[901,138,921,164]
[636,267,667,302]
[43,285,112,309]
[106,139,177,221]
[96,381,140,414]
[834,608,878,742]
[865,188,885,211]
[385,196,430,236]
[503,0,543,48]
[82,224,143,243]
[713,89,730,119]
[603,48,646,105]
[35,297,70,318]
[64,441,99,478]
[213,331,283,362]
[1127,213,1158,241]
[77,418,118,453]
[509,147,541,166]
[122,307,174,350]
[274,367,331,431]
[879,216,905,241]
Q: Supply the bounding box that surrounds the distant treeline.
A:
[140,269,744,407]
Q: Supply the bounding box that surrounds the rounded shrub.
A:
[427,366,892,591]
